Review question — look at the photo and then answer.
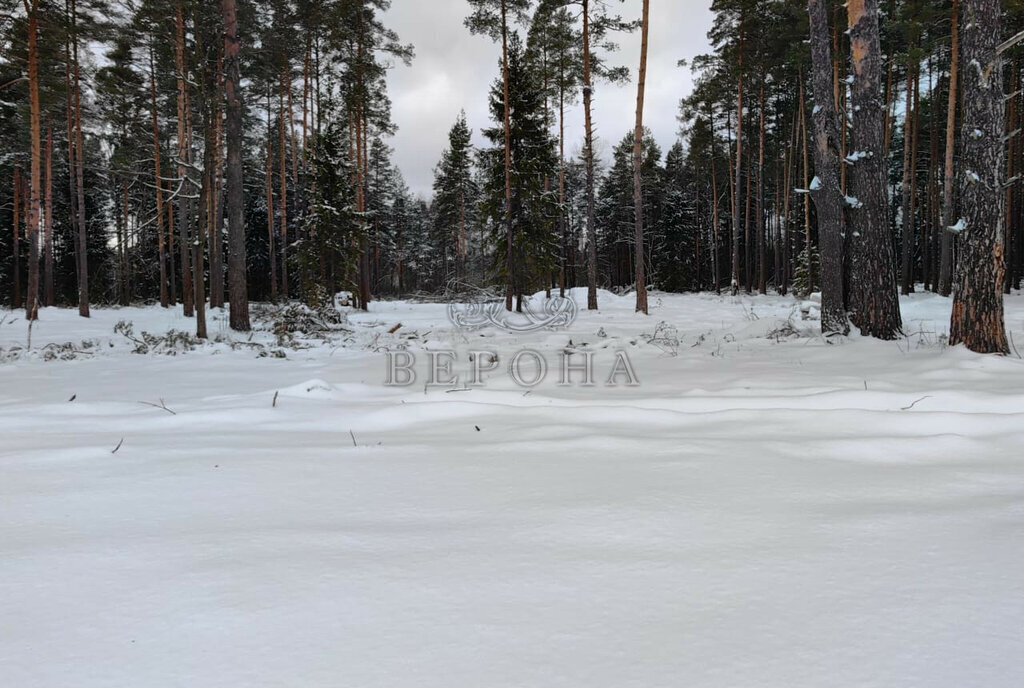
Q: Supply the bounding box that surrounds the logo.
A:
[447,294,578,333]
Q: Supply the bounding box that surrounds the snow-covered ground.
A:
[2,290,1023,687]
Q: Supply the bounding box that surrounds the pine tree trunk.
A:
[559,79,567,297]
[731,17,744,296]
[583,0,598,310]
[1003,60,1016,294]
[24,1,41,322]
[900,61,916,295]
[150,46,169,309]
[711,143,720,293]
[800,75,812,291]
[63,15,77,309]
[845,0,903,339]
[808,0,849,334]
[167,190,177,305]
[632,0,650,314]
[501,0,515,311]
[12,168,21,309]
[279,71,290,300]
[950,0,1008,353]
[266,92,278,300]
[209,46,225,309]
[756,83,766,295]
[223,0,248,328]
[175,2,194,317]
[71,0,89,317]
[43,124,54,307]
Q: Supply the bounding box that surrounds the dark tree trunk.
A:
[25,2,41,322]
[756,83,766,295]
[731,15,744,296]
[899,61,916,295]
[632,0,650,314]
[43,124,54,307]
[71,0,89,317]
[808,0,850,334]
[12,168,21,309]
[150,46,169,309]
[583,0,598,310]
[845,0,903,339]
[950,0,1008,353]
[501,0,515,311]
[175,2,194,317]
[224,0,250,330]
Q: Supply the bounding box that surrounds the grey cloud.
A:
[384,0,713,198]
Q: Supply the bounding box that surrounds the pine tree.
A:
[466,0,533,310]
[432,112,478,288]
[480,33,559,308]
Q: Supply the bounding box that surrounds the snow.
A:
[948,218,967,234]
[809,175,822,191]
[845,194,863,208]
[2,290,1024,687]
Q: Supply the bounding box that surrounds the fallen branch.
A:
[900,396,932,411]
[111,438,124,454]
[139,399,176,415]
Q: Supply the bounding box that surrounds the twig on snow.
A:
[900,396,932,411]
[139,399,176,415]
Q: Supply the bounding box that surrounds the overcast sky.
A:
[382,1,714,199]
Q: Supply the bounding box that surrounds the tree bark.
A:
[223,0,250,330]
[43,123,54,307]
[279,70,290,300]
[845,0,903,339]
[950,0,1008,353]
[808,0,849,334]
[150,46,169,308]
[12,168,21,309]
[71,0,89,317]
[756,83,766,295]
[24,0,41,322]
[502,0,515,311]
[175,2,194,317]
[632,0,650,314]
[731,14,744,296]
[583,0,598,310]
[900,60,916,295]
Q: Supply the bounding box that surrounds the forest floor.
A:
[2,289,1024,687]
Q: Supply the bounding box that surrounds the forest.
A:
[1,0,1022,351]
[5,3,1024,684]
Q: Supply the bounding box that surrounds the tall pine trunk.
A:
[24,0,41,322]
[731,15,744,296]
[632,0,650,314]
[950,0,1008,353]
[808,0,849,334]
[846,0,903,339]
[279,71,290,300]
[899,60,916,295]
[756,83,766,295]
[43,124,53,307]
[501,0,515,311]
[175,3,194,317]
[224,0,250,330]
[12,168,21,309]
[583,0,598,310]
[149,46,169,308]
[71,0,89,317]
